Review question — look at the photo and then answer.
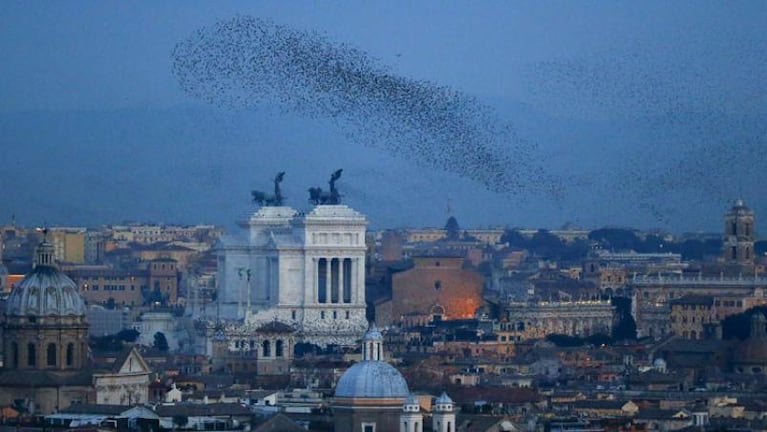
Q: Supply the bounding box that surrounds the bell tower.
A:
[400,395,423,432]
[723,198,755,265]
[432,392,456,432]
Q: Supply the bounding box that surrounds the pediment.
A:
[116,347,151,374]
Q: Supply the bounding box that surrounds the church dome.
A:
[334,323,409,399]
[334,361,410,398]
[5,239,86,317]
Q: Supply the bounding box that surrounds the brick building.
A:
[375,256,484,327]
[67,257,179,307]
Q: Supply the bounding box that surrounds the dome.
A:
[5,240,86,317]
[6,266,86,317]
[334,361,410,398]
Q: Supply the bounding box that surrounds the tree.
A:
[612,297,637,341]
[117,329,140,343]
[153,331,170,352]
[546,334,584,347]
[529,229,564,259]
[722,306,767,340]
[500,229,527,248]
[589,228,640,251]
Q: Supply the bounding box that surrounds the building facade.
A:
[209,204,368,347]
[375,256,484,327]
[502,300,615,340]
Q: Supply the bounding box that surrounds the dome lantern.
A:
[34,230,56,269]
[362,322,384,361]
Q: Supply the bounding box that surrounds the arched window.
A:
[276,340,284,357]
[47,343,57,366]
[27,343,36,367]
[66,343,74,367]
[262,340,271,357]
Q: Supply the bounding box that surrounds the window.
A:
[362,423,375,432]
[262,340,271,357]
[47,343,56,366]
[27,343,36,367]
[11,342,18,368]
[276,340,284,357]
[66,343,74,366]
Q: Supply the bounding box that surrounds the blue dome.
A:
[6,265,86,317]
[335,361,409,398]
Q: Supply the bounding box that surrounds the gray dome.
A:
[335,361,409,398]
[6,265,86,317]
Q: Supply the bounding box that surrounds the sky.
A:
[1,1,766,233]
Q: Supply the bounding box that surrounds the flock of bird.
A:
[524,42,767,224]
[172,15,766,226]
[171,16,562,203]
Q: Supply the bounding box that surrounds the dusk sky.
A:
[1,1,765,233]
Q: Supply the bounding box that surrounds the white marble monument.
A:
[211,203,368,347]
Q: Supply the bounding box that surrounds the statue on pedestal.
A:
[309,169,343,205]
[252,172,285,206]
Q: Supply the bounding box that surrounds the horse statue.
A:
[252,172,285,206]
[308,169,343,205]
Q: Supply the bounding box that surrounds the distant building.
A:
[87,304,132,336]
[723,198,756,265]
[375,256,484,327]
[0,237,151,413]
[50,227,86,264]
[210,320,295,375]
[502,300,615,340]
[631,274,767,339]
[66,257,180,307]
